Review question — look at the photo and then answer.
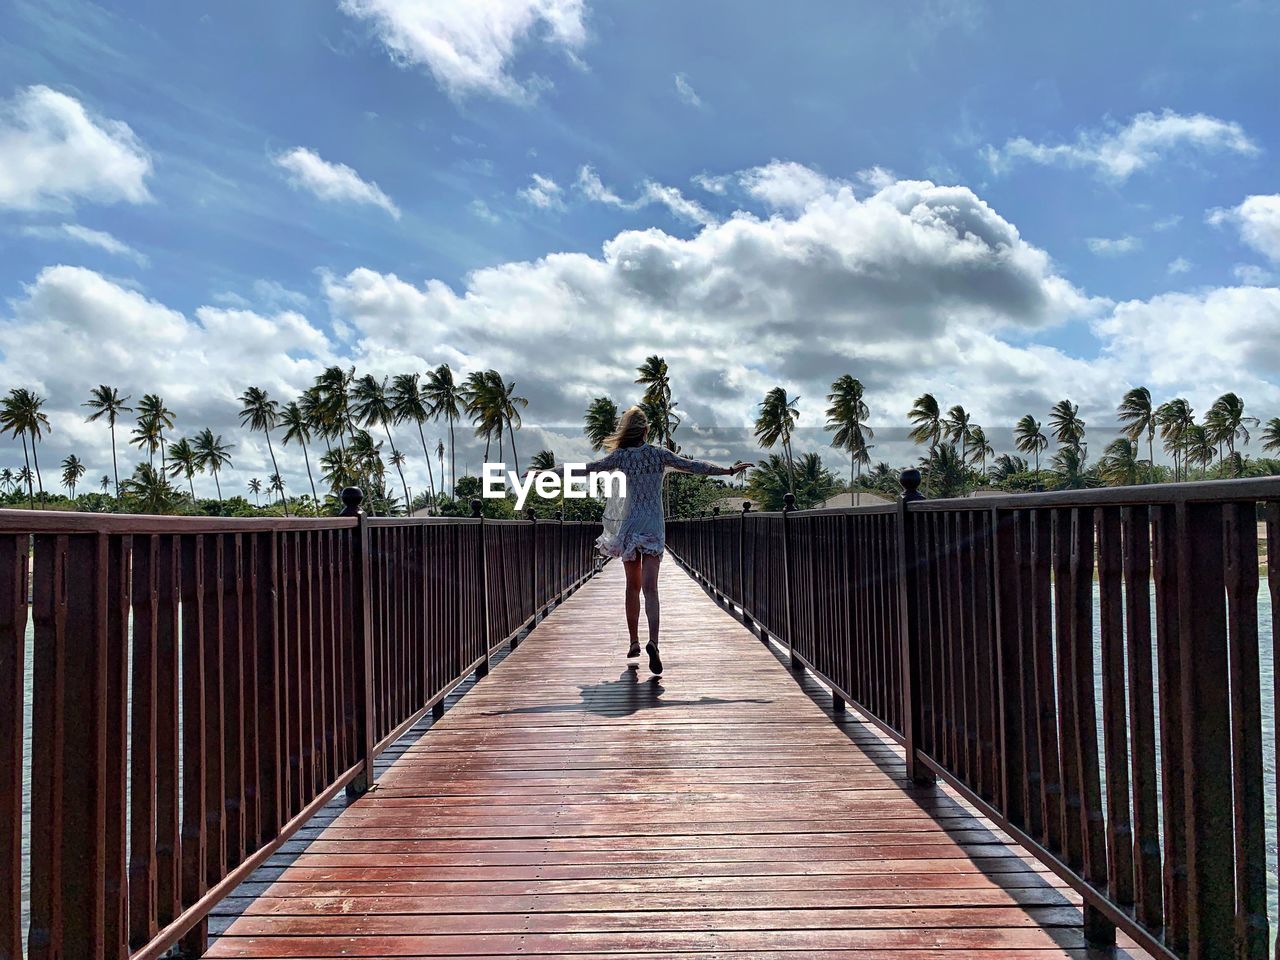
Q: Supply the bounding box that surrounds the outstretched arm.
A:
[657,447,753,477]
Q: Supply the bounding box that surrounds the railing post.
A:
[526,508,538,629]
[739,502,752,630]
[341,487,376,798]
[556,510,565,600]
[782,492,799,670]
[472,499,490,678]
[895,469,934,786]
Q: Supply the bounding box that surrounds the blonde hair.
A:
[604,405,649,451]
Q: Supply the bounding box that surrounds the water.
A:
[14,585,1280,949]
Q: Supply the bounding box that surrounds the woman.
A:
[543,406,750,675]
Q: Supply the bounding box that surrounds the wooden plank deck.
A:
[209,557,1152,958]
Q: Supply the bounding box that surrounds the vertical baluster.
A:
[1224,502,1268,958]
[992,509,1024,825]
[178,536,207,956]
[201,536,226,889]
[1096,507,1134,907]
[155,535,180,925]
[1051,510,1081,867]
[342,490,375,795]
[971,511,996,803]
[1120,506,1163,930]
[241,535,261,854]
[1151,504,1188,952]
[254,530,282,846]
[1025,510,1060,851]
[129,536,159,948]
[0,535,27,960]
[221,534,245,869]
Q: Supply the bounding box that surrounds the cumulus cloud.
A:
[519,173,564,209]
[21,223,149,266]
[0,85,152,211]
[1086,235,1141,256]
[1207,193,1280,263]
[673,73,702,108]
[984,109,1259,181]
[273,147,401,218]
[739,161,839,212]
[339,0,588,101]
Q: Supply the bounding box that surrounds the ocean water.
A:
[13,584,1280,948]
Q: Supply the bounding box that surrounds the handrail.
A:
[2,487,603,959]
[668,473,1280,960]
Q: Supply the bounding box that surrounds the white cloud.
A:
[519,173,563,209]
[470,199,501,222]
[0,85,152,211]
[338,0,588,101]
[1207,194,1280,263]
[691,172,728,195]
[1086,235,1141,256]
[1152,214,1182,231]
[739,161,839,212]
[1167,257,1192,275]
[673,73,702,108]
[985,109,1259,181]
[21,223,149,266]
[272,147,401,218]
[575,166,715,225]
[1233,263,1276,286]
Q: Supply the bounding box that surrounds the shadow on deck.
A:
[209,558,1152,959]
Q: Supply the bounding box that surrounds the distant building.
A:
[814,491,894,509]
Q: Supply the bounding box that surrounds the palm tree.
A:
[14,467,33,504]
[1205,392,1258,476]
[636,356,676,449]
[0,468,12,493]
[1156,399,1194,481]
[1116,387,1156,480]
[1263,417,1280,455]
[319,447,359,494]
[134,394,176,472]
[280,401,321,514]
[1014,415,1048,477]
[269,474,286,504]
[83,385,132,495]
[990,453,1029,484]
[754,387,800,496]
[907,394,942,492]
[436,439,445,493]
[462,370,505,461]
[1,388,51,507]
[584,397,620,451]
[99,474,110,494]
[495,375,529,474]
[423,364,464,496]
[1183,424,1216,478]
[239,386,288,515]
[966,425,994,477]
[919,442,967,499]
[1048,399,1086,460]
[351,374,410,510]
[311,366,356,447]
[123,463,180,514]
[247,477,262,506]
[193,428,233,506]
[530,450,556,471]
[825,376,874,499]
[390,373,438,506]
[166,437,201,499]
[1051,445,1094,490]
[1099,438,1143,487]
[943,404,973,467]
[60,454,86,498]
[746,452,839,511]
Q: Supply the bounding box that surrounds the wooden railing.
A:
[0,490,602,960]
[668,474,1280,960]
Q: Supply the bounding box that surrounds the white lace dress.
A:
[582,444,726,560]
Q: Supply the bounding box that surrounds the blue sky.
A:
[1,0,1278,491]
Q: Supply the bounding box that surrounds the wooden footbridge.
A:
[4,478,1279,960]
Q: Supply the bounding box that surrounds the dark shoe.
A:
[627,640,641,658]
[646,641,663,675]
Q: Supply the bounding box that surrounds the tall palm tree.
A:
[99,474,110,494]
[269,474,286,504]
[1116,387,1156,479]
[1014,415,1048,477]
[0,468,12,493]
[907,394,942,491]
[1205,392,1258,475]
[123,463,180,515]
[280,400,321,514]
[239,386,288,515]
[584,397,620,451]
[311,367,356,448]
[247,477,262,506]
[83,385,132,495]
[943,404,973,474]
[1,388,51,507]
[918,442,968,499]
[636,356,676,449]
[1156,399,1194,481]
[754,387,800,496]
[1263,417,1280,455]
[166,437,201,499]
[1183,423,1216,478]
[319,446,359,495]
[423,364,464,497]
[1048,399,1086,459]
[1099,438,1143,487]
[496,375,529,473]
[436,439,446,493]
[462,370,506,460]
[14,467,33,505]
[193,428,233,506]
[351,374,410,509]
[135,394,176,472]
[390,373,438,505]
[825,376,874,498]
[60,454,86,498]
[966,425,994,477]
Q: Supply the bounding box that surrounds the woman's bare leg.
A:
[641,553,662,646]
[622,558,643,652]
